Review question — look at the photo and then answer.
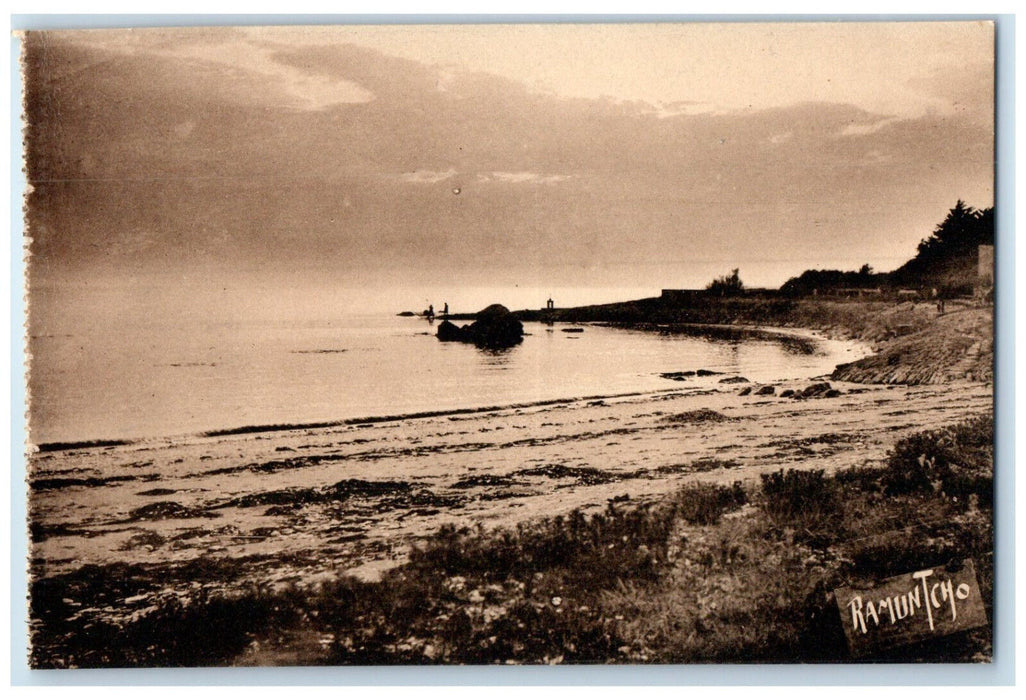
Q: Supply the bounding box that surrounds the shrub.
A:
[882,415,993,507]
[32,584,298,668]
[833,464,886,492]
[706,268,745,297]
[671,481,747,525]
[408,503,677,586]
[760,469,840,535]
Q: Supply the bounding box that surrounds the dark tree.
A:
[707,268,744,297]
[779,265,885,296]
[780,202,993,296]
[890,201,994,286]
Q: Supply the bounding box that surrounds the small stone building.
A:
[978,244,994,285]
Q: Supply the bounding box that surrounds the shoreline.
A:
[30,378,992,577]
[31,318,868,451]
[31,388,697,453]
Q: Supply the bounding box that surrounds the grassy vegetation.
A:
[881,415,994,504]
[759,468,841,541]
[31,416,993,668]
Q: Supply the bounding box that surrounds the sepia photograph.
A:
[21,21,996,668]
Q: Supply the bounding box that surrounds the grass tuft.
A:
[760,468,840,537]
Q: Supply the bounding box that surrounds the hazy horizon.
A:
[23,22,994,318]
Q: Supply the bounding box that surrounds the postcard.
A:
[21,22,995,668]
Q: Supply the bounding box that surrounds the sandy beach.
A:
[29,371,992,619]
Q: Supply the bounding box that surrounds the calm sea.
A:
[27,309,860,445]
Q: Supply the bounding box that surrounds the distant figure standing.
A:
[546,297,554,310]
[443,302,449,316]
[426,304,434,320]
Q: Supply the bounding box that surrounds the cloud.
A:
[646,101,719,119]
[180,41,377,110]
[435,68,457,93]
[398,169,458,183]
[860,150,892,165]
[67,29,376,111]
[172,121,195,139]
[477,171,573,185]
[837,118,902,137]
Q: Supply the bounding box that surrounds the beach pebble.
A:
[800,382,833,397]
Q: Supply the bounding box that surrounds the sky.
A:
[22,22,994,311]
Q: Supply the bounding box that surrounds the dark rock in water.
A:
[468,305,524,348]
[824,389,842,398]
[719,376,750,384]
[696,369,723,377]
[779,389,796,398]
[800,382,833,398]
[436,304,523,348]
[477,303,512,320]
[396,311,416,317]
[755,385,776,396]
[738,386,752,396]
[436,320,464,342]
[561,327,585,333]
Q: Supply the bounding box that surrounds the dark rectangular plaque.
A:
[834,560,988,657]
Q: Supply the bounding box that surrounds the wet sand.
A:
[29,375,992,631]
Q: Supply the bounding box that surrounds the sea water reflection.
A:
[29,314,861,444]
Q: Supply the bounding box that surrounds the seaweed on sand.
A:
[217,479,414,509]
[662,409,731,424]
[513,464,618,485]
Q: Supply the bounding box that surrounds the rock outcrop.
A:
[436,304,524,348]
[436,320,464,342]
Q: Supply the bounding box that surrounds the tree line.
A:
[778,201,994,297]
